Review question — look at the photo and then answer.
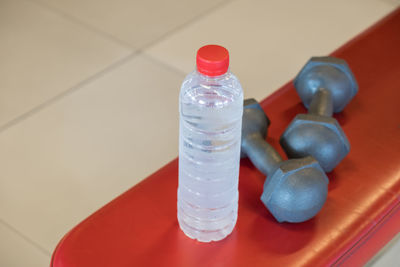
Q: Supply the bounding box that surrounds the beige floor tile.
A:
[0,0,131,128]
[0,222,50,267]
[0,54,183,252]
[34,0,228,48]
[146,0,396,101]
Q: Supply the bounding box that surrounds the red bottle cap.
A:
[196,45,229,77]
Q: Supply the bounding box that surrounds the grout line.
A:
[27,0,135,51]
[138,0,235,51]
[141,53,187,77]
[0,51,138,134]
[30,0,235,53]
[136,0,236,78]
[28,0,235,75]
[0,218,51,256]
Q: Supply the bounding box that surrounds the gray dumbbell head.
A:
[294,56,358,113]
[261,156,329,223]
[280,113,350,172]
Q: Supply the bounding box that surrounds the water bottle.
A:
[177,45,244,242]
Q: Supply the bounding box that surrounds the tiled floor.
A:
[0,0,398,266]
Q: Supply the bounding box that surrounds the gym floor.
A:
[0,0,399,266]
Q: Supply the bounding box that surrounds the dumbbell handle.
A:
[308,88,333,117]
[242,133,282,176]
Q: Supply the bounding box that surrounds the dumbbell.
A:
[241,99,328,223]
[280,56,358,172]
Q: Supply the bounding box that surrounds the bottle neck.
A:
[196,69,230,81]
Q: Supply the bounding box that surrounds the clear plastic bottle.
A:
[177,45,244,242]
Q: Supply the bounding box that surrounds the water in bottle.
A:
[178,45,244,242]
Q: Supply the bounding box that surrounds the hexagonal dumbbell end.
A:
[261,156,329,223]
[280,114,350,172]
[294,56,358,113]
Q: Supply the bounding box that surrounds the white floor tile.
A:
[0,0,131,128]
[0,54,183,252]
[146,0,396,101]
[0,222,50,267]
[34,0,227,48]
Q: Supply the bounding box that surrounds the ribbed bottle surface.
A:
[178,70,243,242]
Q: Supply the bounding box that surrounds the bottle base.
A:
[177,213,237,242]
